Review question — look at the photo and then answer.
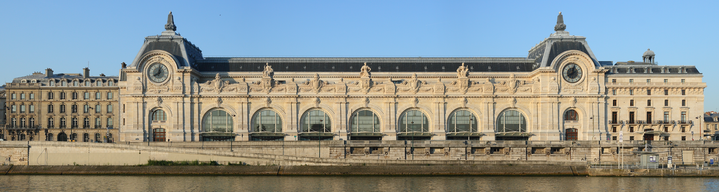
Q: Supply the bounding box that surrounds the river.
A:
[0,175,717,191]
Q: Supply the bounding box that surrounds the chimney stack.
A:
[83,67,90,78]
[45,68,54,78]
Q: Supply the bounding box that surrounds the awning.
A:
[250,132,285,137]
[298,132,334,137]
[200,132,236,137]
[397,133,433,137]
[350,133,383,137]
[446,133,485,137]
[495,132,532,137]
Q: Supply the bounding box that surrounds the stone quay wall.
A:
[0,140,718,166]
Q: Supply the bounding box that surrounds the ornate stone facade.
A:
[2,68,119,142]
[117,13,705,142]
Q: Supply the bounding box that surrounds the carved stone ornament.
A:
[306,74,324,93]
[412,97,419,108]
[402,74,424,93]
[461,97,468,108]
[156,97,162,105]
[314,97,321,107]
[361,78,372,93]
[363,97,370,107]
[262,63,274,78]
[265,97,271,107]
[172,77,183,92]
[452,78,470,94]
[216,97,223,106]
[507,74,518,94]
[360,62,371,78]
[456,62,469,78]
[191,78,199,93]
[510,98,517,108]
[570,97,576,108]
[199,73,227,93]
[554,12,566,32]
[134,77,143,91]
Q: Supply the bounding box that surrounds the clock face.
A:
[147,63,169,83]
[562,64,583,83]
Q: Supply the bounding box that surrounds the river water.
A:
[0,175,717,191]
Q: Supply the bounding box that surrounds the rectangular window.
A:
[72,92,77,100]
[665,100,668,106]
[682,136,686,141]
[107,118,113,128]
[647,79,651,83]
[11,93,16,100]
[95,105,101,113]
[630,79,634,83]
[60,105,65,113]
[29,93,34,100]
[682,90,686,95]
[48,105,53,113]
[123,104,125,113]
[630,90,634,95]
[629,112,635,124]
[613,100,617,106]
[664,90,668,95]
[647,100,651,106]
[664,79,668,83]
[95,92,101,100]
[20,105,25,113]
[682,100,686,106]
[72,105,77,113]
[630,136,634,141]
[612,112,618,124]
[11,105,16,113]
[647,89,651,95]
[83,105,89,113]
[612,79,616,83]
[20,93,25,100]
[107,92,113,99]
[612,136,617,140]
[646,112,652,123]
[29,105,34,113]
[95,118,101,128]
[612,127,617,132]
[681,79,685,83]
[681,112,687,123]
[84,92,90,100]
[107,105,113,113]
[612,89,616,95]
[60,92,66,100]
[630,100,634,106]
[664,111,669,122]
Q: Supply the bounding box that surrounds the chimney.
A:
[83,67,90,78]
[46,68,54,78]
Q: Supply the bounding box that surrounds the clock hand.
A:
[153,68,161,77]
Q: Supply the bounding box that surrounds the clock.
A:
[562,63,583,83]
[147,63,169,83]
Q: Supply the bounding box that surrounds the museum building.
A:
[117,12,705,142]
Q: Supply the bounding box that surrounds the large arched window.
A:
[202,109,233,133]
[300,109,331,132]
[251,109,282,133]
[151,110,166,122]
[448,110,477,132]
[399,109,429,132]
[350,110,380,133]
[564,109,578,121]
[497,110,526,132]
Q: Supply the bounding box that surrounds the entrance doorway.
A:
[153,128,166,142]
[565,128,578,140]
[57,132,67,141]
[644,129,654,141]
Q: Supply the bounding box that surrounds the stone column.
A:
[432,100,446,140]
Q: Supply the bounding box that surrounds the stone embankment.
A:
[0,164,586,176]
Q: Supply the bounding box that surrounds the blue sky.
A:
[1,1,717,110]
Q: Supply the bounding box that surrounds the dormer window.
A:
[49,81,55,86]
[96,80,102,86]
[85,81,90,87]
[73,81,78,87]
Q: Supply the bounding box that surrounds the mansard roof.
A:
[196,57,536,73]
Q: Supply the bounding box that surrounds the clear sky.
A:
[1,1,717,110]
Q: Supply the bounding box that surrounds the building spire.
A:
[165,11,177,31]
[554,12,566,32]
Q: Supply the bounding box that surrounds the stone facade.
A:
[2,68,119,142]
[116,13,705,142]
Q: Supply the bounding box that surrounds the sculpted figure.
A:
[262,63,274,78]
[457,63,469,78]
[554,12,566,31]
[360,62,371,78]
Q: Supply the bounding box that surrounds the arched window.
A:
[96,80,102,87]
[300,109,331,132]
[497,110,526,132]
[202,109,233,133]
[49,81,55,86]
[84,81,90,87]
[350,110,380,133]
[151,110,166,122]
[448,110,477,132]
[399,109,429,132]
[251,109,282,132]
[95,133,101,142]
[47,133,54,141]
[108,81,114,86]
[73,81,78,87]
[564,109,578,121]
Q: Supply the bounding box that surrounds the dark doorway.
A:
[565,128,578,141]
[58,132,68,141]
[153,128,166,142]
[495,136,529,141]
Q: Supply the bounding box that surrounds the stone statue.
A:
[262,63,274,78]
[165,11,176,31]
[360,62,371,78]
[554,12,566,31]
[121,62,127,69]
[456,63,469,78]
